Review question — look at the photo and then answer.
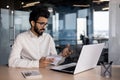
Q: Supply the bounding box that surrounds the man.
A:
[8,5,72,68]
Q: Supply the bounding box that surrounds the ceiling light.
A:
[21,2,24,5]
[100,0,109,1]
[48,7,53,12]
[22,1,40,8]
[102,7,109,10]
[93,0,109,3]
[73,4,90,7]
[6,5,9,8]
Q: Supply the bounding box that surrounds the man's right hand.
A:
[60,44,73,57]
[39,57,54,68]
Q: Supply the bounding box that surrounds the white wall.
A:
[109,0,120,64]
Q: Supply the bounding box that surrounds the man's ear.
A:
[31,21,35,27]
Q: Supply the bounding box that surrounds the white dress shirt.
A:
[8,30,57,68]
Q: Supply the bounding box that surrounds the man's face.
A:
[32,17,48,36]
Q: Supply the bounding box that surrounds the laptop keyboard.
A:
[62,66,76,71]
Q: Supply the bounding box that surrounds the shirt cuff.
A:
[32,60,39,68]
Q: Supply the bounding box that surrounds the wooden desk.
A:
[0,65,120,80]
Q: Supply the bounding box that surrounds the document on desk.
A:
[21,70,42,79]
[46,55,65,66]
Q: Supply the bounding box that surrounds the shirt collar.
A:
[29,30,44,38]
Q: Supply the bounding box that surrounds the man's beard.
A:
[34,25,45,36]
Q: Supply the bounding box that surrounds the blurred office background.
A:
[0,0,112,65]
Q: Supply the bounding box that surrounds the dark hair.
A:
[29,5,50,23]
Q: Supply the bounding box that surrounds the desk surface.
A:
[0,65,120,80]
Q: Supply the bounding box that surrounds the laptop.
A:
[50,43,104,74]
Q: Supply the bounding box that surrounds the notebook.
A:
[50,43,104,74]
